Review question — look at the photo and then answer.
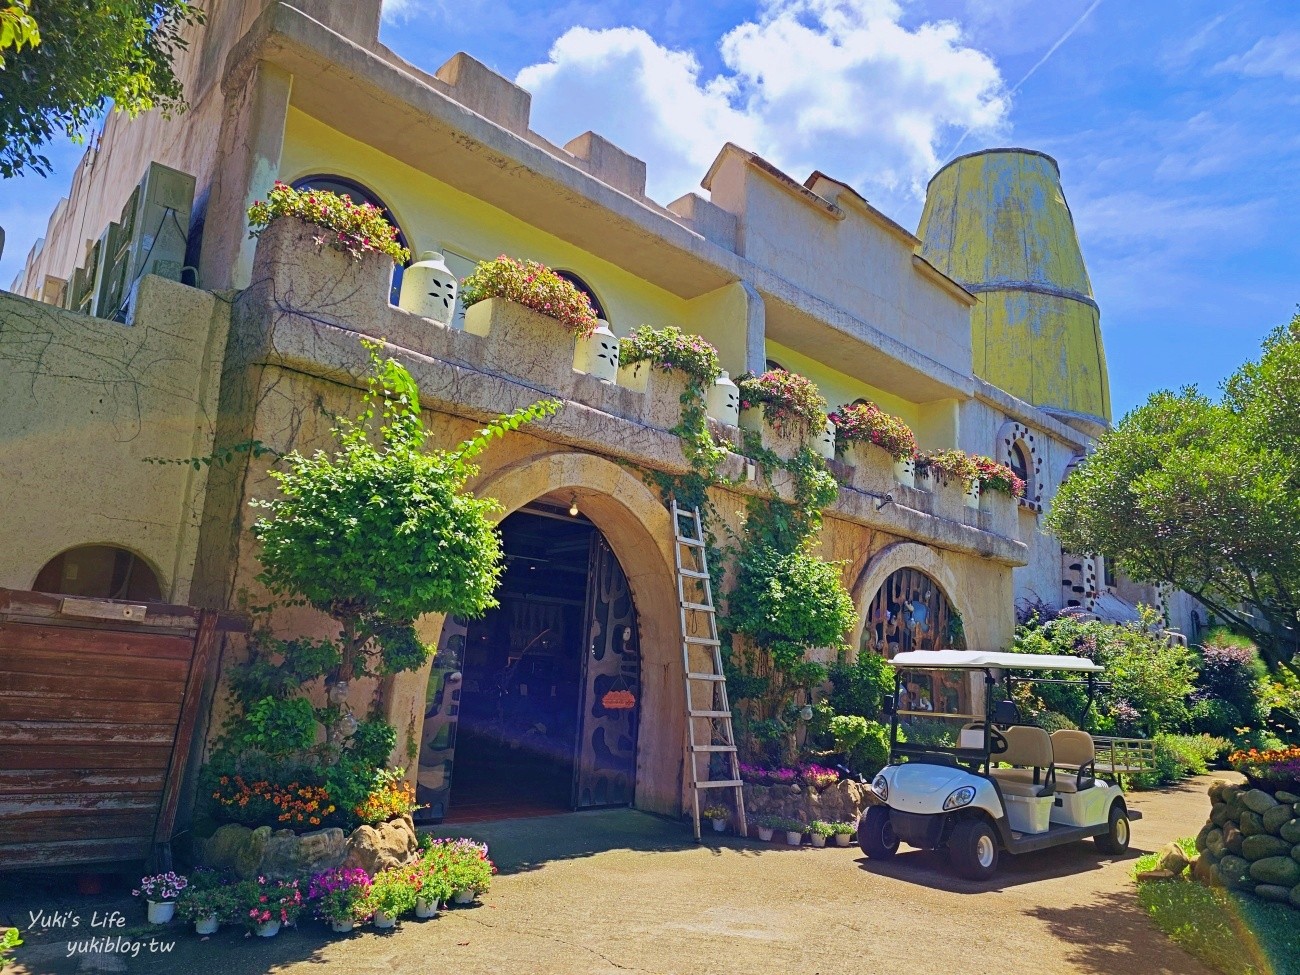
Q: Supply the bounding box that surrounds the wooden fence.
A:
[0,588,238,869]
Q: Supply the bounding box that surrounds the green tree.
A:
[1047,312,1300,671]
[0,0,203,178]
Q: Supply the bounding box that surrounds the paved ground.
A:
[3,776,1229,975]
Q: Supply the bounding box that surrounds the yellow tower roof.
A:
[918,148,1111,424]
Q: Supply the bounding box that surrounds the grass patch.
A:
[1132,840,1300,975]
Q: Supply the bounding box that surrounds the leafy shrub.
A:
[1132,733,1230,788]
[826,652,893,721]
[1190,639,1270,741]
[229,696,316,760]
[365,865,419,919]
[248,181,409,264]
[902,718,955,748]
[352,767,418,825]
[619,325,721,385]
[829,716,892,777]
[1036,711,1079,733]
[827,401,917,461]
[460,255,600,338]
[970,454,1025,497]
[736,370,828,432]
[917,448,979,484]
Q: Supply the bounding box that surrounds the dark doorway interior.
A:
[447,508,597,821]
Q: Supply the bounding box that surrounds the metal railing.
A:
[1091,735,1156,773]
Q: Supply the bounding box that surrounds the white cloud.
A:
[517,0,1008,207]
[1215,31,1300,82]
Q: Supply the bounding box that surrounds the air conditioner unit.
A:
[99,162,196,318]
[68,237,101,315]
[41,275,68,308]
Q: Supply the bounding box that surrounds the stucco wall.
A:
[0,277,230,602]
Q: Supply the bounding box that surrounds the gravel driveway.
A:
[4,775,1224,975]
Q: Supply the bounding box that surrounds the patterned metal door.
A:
[573,534,640,808]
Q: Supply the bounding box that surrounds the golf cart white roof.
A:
[888,650,1104,673]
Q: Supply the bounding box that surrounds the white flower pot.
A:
[372,910,397,929]
[415,897,440,918]
[893,456,916,488]
[814,418,836,459]
[757,827,775,842]
[146,901,175,924]
[574,321,620,382]
[453,889,475,905]
[964,479,981,509]
[194,914,219,935]
[785,831,803,846]
[255,920,281,938]
[810,834,827,848]
[398,251,458,325]
[833,834,851,847]
[710,818,727,833]
[330,919,355,934]
[705,371,740,426]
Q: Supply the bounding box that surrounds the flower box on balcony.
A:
[840,441,897,495]
[617,360,692,431]
[463,296,579,392]
[738,408,809,460]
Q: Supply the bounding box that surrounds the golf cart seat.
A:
[1049,730,1097,793]
[990,725,1056,797]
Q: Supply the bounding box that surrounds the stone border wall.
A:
[743,780,870,829]
[1193,781,1300,909]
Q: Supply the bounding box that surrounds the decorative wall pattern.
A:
[997,419,1046,512]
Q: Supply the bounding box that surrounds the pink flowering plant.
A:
[132,872,187,903]
[424,837,497,896]
[917,448,980,484]
[460,255,599,339]
[247,181,410,265]
[737,370,828,433]
[970,454,1026,498]
[235,876,303,930]
[827,401,918,461]
[307,867,372,926]
[619,326,722,386]
[799,764,841,790]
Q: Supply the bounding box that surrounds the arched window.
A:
[554,270,606,321]
[1009,441,1030,483]
[290,175,409,305]
[765,358,786,373]
[859,567,964,659]
[33,546,162,602]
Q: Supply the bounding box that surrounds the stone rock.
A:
[1195,823,1212,852]
[1262,804,1293,834]
[1221,785,1243,805]
[1192,854,1220,886]
[237,826,272,879]
[1208,780,1231,804]
[1209,802,1231,827]
[259,827,347,881]
[1294,844,1300,863]
[1252,884,1293,903]
[1205,828,1226,857]
[1292,885,1300,909]
[1217,854,1252,891]
[1155,841,1191,876]
[1239,810,1265,836]
[199,823,255,871]
[1274,790,1300,804]
[1249,856,1300,888]
[1136,869,1176,882]
[1243,789,1279,815]
[343,815,419,875]
[1279,819,1300,845]
[1224,824,1244,855]
[1242,834,1291,861]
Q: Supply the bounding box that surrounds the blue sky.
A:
[3,0,1296,419]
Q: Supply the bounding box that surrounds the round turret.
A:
[917,148,1111,425]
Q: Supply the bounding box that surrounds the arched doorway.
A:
[417,503,641,822]
[32,545,162,602]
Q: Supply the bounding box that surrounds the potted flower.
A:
[755,815,781,842]
[412,846,455,918]
[461,255,599,340]
[737,370,828,455]
[827,401,919,488]
[970,455,1026,501]
[918,449,981,508]
[176,876,234,935]
[777,817,806,846]
[443,838,495,904]
[808,821,836,848]
[830,821,856,847]
[236,877,303,937]
[701,805,730,833]
[367,865,420,928]
[618,325,722,429]
[248,181,410,266]
[133,872,188,924]
[307,867,372,934]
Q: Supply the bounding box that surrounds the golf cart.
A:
[857,649,1141,880]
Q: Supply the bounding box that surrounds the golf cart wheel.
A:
[858,806,899,859]
[949,818,999,880]
[1094,802,1131,854]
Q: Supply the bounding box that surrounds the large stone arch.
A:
[848,542,972,660]
[389,450,685,817]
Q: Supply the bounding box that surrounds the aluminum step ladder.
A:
[670,498,747,842]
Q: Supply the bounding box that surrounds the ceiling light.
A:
[569,494,579,517]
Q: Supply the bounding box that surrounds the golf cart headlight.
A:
[943,786,976,811]
[872,774,888,801]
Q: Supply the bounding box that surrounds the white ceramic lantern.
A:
[705,371,740,426]
[893,456,916,488]
[815,418,836,460]
[964,478,981,509]
[574,320,620,382]
[398,251,458,326]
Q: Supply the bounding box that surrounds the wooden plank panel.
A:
[0,836,152,868]
[0,673,186,704]
[0,744,174,770]
[154,610,219,843]
[0,697,181,723]
[0,769,165,795]
[0,622,194,660]
[0,649,189,682]
[0,792,162,819]
[0,810,156,843]
[0,720,177,746]
[0,588,202,624]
